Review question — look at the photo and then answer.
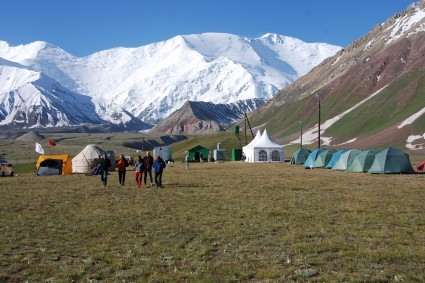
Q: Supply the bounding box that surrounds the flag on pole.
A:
[35,142,44,154]
[48,139,56,146]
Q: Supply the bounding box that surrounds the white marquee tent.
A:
[242,129,284,163]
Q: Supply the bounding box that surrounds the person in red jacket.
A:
[117,154,128,186]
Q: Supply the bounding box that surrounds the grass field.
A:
[1,161,425,282]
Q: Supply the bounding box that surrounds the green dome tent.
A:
[325,149,349,169]
[332,149,361,171]
[347,149,379,173]
[313,149,336,168]
[367,147,414,174]
[290,148,311,165]
[303,148,326,169]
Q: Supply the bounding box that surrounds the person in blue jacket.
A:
[153,155,166,188]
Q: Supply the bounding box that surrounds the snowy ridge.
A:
[0,63,103,127]
[384,2,425,45]
[0,33,341,129]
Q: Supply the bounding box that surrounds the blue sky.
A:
[0,0,415,57]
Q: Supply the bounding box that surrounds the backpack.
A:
[124,158,129,167]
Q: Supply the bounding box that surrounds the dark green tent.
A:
[368,147,414,174]
[290,148,311,165]
[347,149,379,173]
[187,145,210,162]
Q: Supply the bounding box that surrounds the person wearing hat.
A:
[153,155,166,188]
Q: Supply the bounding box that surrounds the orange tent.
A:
[36,154,72,175]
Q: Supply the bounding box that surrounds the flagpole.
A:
[35,142,45,176]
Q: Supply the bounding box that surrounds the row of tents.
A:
[290,147,423,174]
[36,144,113,176]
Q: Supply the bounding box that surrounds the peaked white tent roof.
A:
[254,129,284,148]
[245,130,262,148]
[242,129,284,163]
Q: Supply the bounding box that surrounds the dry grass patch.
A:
[1,162,425,282]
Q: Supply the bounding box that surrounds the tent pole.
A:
[81,152,93,174]
[244,112,254,139]
[300,121,303,149]
[315,94,321,149]
[244,113,247,146]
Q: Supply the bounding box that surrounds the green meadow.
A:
[1,160,425,282]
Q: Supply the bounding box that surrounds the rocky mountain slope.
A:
[245,0,425,152]
[149,99,265,134]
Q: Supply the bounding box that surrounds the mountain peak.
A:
[260,33,304,44]
[0,32,341,130]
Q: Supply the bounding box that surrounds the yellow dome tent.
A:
[36,154,72,176]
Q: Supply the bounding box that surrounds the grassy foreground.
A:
[1,162,425,282]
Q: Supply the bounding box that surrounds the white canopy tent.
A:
[242,129,284,163]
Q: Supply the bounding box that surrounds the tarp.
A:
[332,149,361,171]
[325,149,349,169]
[242,129,284,163]
[313,149,336,168]
[36,154,72,176]
[303,148,326,169]
[290,148,311,165]
[347,149,379,173]
[368,147,414,174]
[72,144,106,174]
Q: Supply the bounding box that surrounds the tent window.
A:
[258,150,267,162]
[271,150,280,161]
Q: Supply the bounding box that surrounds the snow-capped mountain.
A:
[0,58,103,128]
[0,33,341,129]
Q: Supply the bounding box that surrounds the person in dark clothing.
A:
[99,154,112,187]
[153,155,166,188]
[143,151,154,187]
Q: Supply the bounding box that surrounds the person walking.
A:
[117,154,128,186]
[153,155,166,188]
[134,155,144,188]
[99,154,112,187]
[185,153,189,170]
[143,151,154,187]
